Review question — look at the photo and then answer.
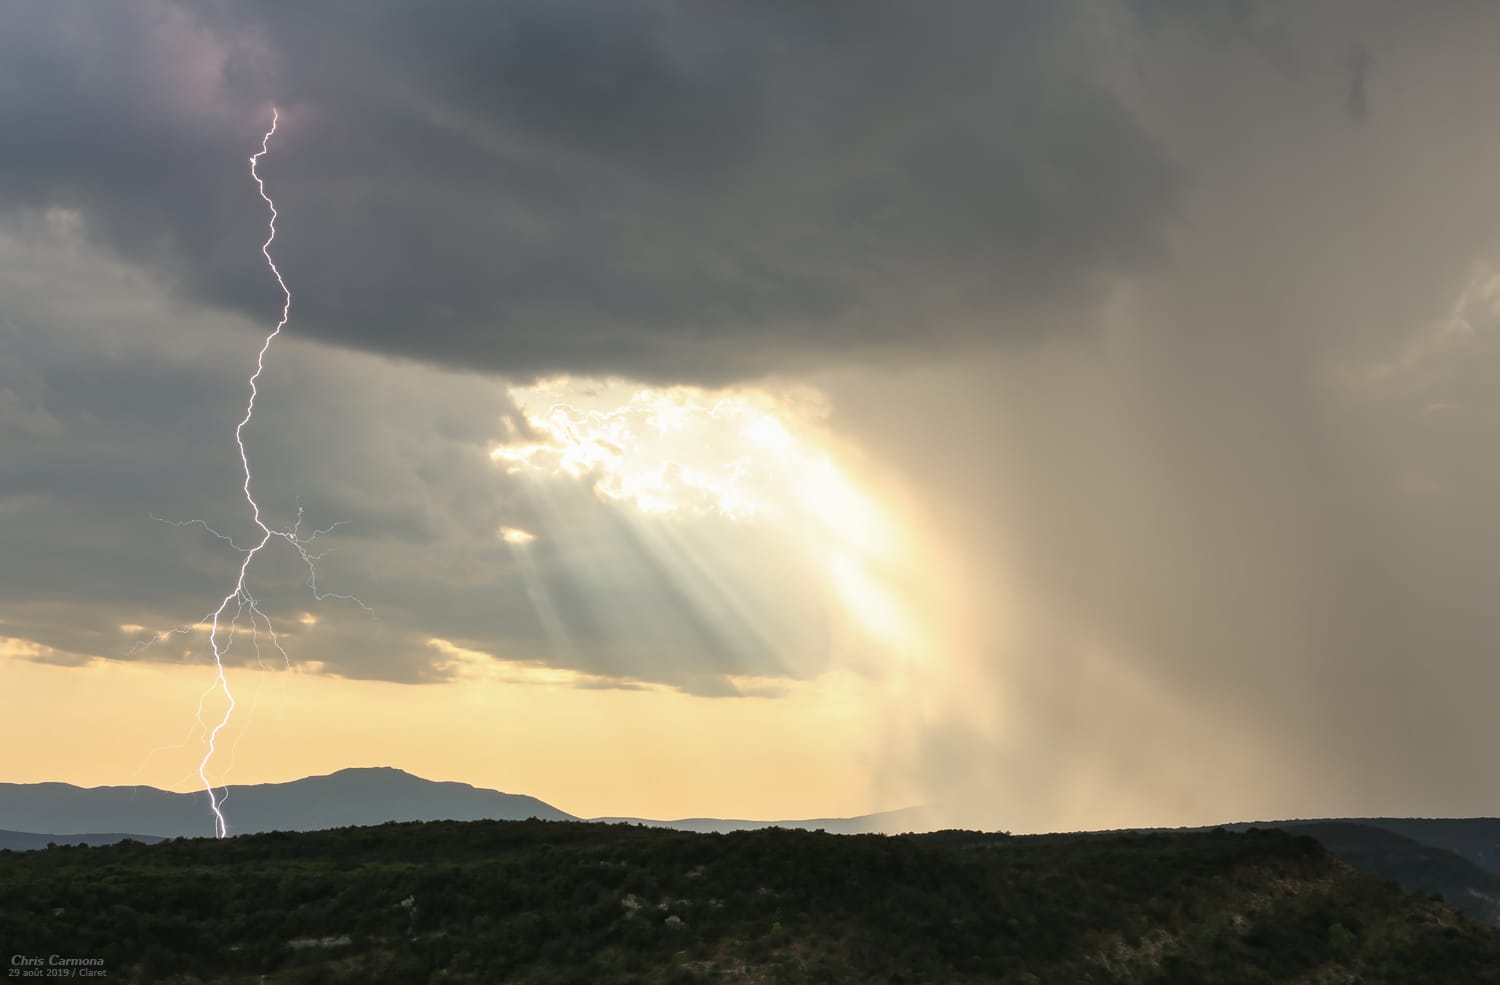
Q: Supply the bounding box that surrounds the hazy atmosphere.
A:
[5,0,1500,834]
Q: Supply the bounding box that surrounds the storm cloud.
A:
[0,0,1175,383]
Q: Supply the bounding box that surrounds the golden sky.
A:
[0,649,881,822]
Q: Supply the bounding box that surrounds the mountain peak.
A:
[311,766,423,781]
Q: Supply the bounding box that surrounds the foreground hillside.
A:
[3,821,1499,984]
[1281,822,1500,928]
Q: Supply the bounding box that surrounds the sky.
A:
[4,0,1500,834]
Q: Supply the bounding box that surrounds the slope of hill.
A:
[1221,818,1500,877]
[1282,821,1500,927]
[0,767,572,838]
[3,820,1499,984]
[1355,817,1500,875]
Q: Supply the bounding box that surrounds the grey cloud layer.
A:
[1,0,1175,383]
[0,219,827,695]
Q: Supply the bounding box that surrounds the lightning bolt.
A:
[149,107,370,838]
[197,107,292,840]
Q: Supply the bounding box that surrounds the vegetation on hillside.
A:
[2,819,1499,983]
[1286,821,1500,927]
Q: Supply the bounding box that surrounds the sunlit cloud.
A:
[497,526,536,546]
[490,377,934,684]
[491,379,831,522]
[1,635,53,660]
[1,634,96,667]
[426,636,658,691]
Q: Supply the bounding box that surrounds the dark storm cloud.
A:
[0,0,1176,384]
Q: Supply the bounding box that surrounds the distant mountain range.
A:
[0,767,931,845]
[0,767,571,841]
[3,767,1498,925]
[591,805,934,836]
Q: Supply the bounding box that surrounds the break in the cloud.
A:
[0,212,851,696]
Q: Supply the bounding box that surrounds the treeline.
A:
[2,819,1499,983]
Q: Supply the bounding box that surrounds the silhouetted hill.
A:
[0,767,572,838]
[4,820,1499,983]
[0,769,929,842]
